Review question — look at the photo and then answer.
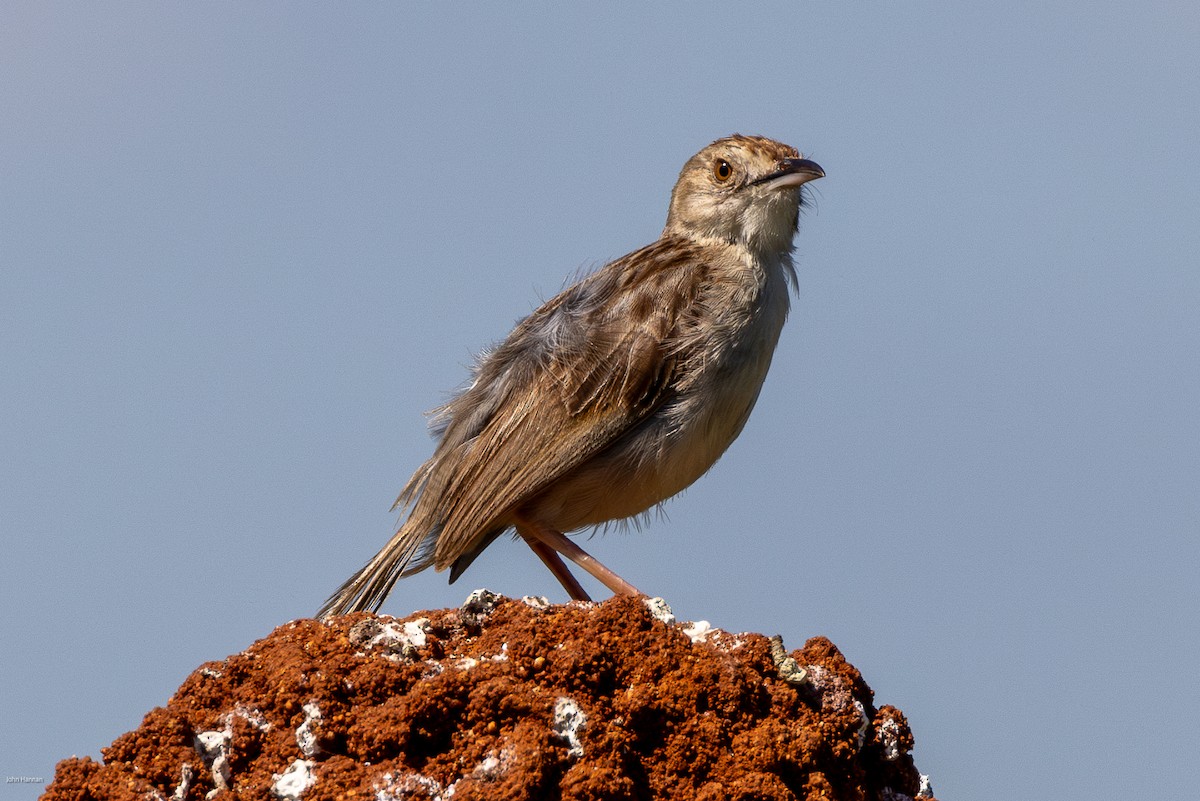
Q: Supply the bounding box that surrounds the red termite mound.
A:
[42,592,933,801]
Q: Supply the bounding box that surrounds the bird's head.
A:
[664,134,823,254]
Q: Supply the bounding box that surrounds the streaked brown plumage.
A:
[318,135,823,617]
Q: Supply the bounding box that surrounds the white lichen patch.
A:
[642,597,675,625]
[193,706,273,796]
[692,627,748,653]
[804,663,829,687]
[805,664,852,702]
[853,698,869,749]
[877,713,904,761]
[460,588,501,626]
[146,763,194,801]
[194,728,232,793]
[552,697,587,758]
[471,746,515,781]
[454,642,509,671]
[401,618,431,647]
[375,771,456,801]
[271,759,316,799]
[804,664,869,748]
[351,617,432,661]
[682,620,715,643]
[463,588,500,607]
[383,619,430,652]
[296,701,323,758]
[225,704,271,732]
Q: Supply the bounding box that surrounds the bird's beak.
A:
[751,158,825,190]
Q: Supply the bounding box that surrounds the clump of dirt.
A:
[42,593,934,800]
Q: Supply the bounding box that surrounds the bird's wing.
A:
[426,240,704,568]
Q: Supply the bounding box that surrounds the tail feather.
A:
[316,520,440,618]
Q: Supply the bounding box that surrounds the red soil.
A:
[42,593,933,800]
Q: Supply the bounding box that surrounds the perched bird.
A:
[319,135,823,617]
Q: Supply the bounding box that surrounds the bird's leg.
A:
[518,531,592,602]
[515,517,642,599]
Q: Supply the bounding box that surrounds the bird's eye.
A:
[713,159,733,182]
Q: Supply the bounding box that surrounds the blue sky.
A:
[2,3,1198,799]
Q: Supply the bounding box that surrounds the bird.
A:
[318,134,823,617]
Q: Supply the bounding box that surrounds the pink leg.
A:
[515,516,641,598]
[519,531,592,601]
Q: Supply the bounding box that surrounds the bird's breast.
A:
[528,253,792,530]
[654,259,790,492]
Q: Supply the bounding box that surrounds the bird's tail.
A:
[316,517,439,618]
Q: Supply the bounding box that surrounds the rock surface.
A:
[42,592,934,800]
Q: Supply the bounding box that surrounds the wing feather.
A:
[423,238,703,568]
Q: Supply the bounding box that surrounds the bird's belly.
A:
[527,330,780,530]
